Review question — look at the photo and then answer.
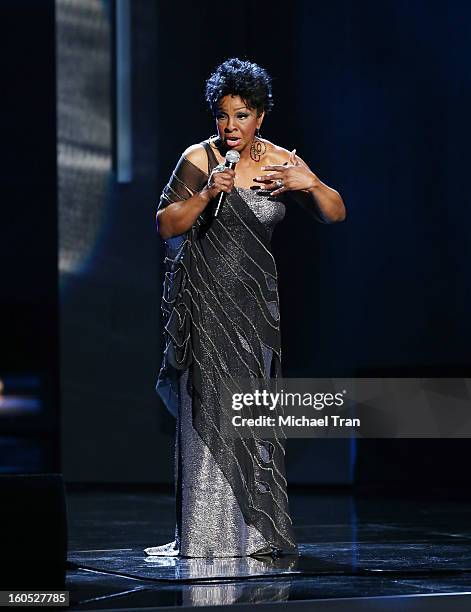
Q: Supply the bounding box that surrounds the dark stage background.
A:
[2,0,470,490]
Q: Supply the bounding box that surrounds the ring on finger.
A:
[274,179,284,188]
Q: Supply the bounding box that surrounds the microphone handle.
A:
[213,161,237,218]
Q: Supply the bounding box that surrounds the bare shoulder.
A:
[260,139,311,168]
[261,140,293,165]
[182,143,207,173]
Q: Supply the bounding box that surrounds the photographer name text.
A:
[232,414,360,428]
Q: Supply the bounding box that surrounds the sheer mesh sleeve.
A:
[155,152,210,415]
[157,154,208,211]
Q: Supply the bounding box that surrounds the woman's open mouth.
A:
[225,136,242,147]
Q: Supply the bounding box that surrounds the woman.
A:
[144,58,345,559]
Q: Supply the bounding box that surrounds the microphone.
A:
[213,149,240,218]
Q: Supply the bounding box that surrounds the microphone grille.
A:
[225,150,240,164]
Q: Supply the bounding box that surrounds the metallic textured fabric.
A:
[144,366,269,558]
[235,187,286,239]
[176,367,270,557]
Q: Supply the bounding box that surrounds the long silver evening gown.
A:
[145,140,298,558]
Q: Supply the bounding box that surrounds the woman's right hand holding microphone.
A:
[203,165,235,201]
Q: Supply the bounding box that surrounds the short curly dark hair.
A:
[205,58,274,117]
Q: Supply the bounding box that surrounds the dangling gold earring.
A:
[250,127,267,162]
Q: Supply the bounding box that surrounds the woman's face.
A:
[215,94,264,153]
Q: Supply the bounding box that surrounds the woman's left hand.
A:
[253,149,318,196]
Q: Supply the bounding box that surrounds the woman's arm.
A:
[287,172,346,224]
[156,145,235,240]
[157,190,211,240]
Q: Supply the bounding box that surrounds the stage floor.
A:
[64,487,471,610]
